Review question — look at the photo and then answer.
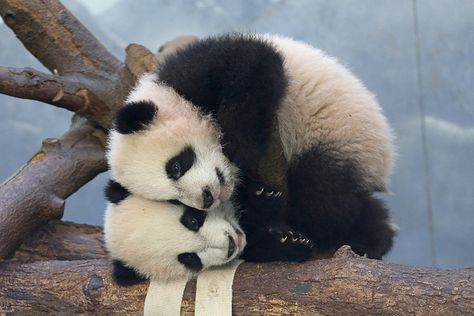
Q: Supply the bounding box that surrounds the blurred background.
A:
[1,0,473,268]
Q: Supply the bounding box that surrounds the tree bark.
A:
[0,66,109,117]
[0,117,107,259]
[1,238,473,315]
[11,220,106,263]
[0,0,134,128]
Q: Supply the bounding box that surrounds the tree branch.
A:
[0,117,107,259]
[0,0,120,75]
[1,239,473,315]
[0,66,109,117]
[0,0,134,128]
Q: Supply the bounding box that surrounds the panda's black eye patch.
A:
[115,100,157,134]
[180,206,206,231]
[177,253,203,272]
[104,180,130,204]
[166,146,196,180]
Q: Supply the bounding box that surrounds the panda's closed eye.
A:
[166,146,196,180]
[180,206,207,231]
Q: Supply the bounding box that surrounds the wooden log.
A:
[1,243,474,315]
[0,117,107,259]
[12,220,106,263]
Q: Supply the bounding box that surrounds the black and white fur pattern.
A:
[107,74,238,211]
[154,33,397,261]
[104,180,246,284]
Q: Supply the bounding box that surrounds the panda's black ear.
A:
[115,100,158,134]
[111,260,147,286]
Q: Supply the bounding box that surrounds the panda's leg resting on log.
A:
[285,146,396,260]
[238,177,315,262]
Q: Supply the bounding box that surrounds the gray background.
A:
[1,0,473,268]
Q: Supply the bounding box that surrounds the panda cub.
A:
[154,33,397,261]
[107,73,238,211]
[104,180,246,284]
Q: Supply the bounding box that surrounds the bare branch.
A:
[0,66,109,118]
[1,241,473,315]
[0,0,121,75]
[0,0,135,128]
[0,116,107,259]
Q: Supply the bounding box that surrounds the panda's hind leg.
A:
[286,146,396,259]
[238,177,316,262]
[348,195,396,259]
[241,221,315,262]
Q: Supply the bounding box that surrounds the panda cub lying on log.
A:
[105,33,397,284]
[104,180,245,284]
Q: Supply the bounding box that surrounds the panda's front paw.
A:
[245,178,283,200]
[255,186,282,198]
[268,226,314,248]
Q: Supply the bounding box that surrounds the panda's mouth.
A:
[227,235,236,258]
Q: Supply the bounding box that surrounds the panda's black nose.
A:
[202,189,214,209]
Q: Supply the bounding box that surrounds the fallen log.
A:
[1,223,474,315]
[11,220,106,263]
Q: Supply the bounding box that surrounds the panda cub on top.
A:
[107,33,396,268]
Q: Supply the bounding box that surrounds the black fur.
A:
[180,206,207,232]
[285,145,396,259]
[157,34,395,262]
[104,180,130,204]
[157,34,288,173]
[237,178,315,262]
[111,260,146,286]
[115,101,157,134]
[177,253,203,272]
[166,146,196,180]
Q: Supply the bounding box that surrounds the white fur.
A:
[107,74,238,210]
[261,34,395,191]
[104,196,246,281]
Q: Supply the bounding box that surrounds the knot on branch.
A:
[334,245,359,259]
[125,44,158,79]
[42,138,61,150]
[2,8,16,23]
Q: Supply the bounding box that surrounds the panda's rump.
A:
[268,34,394,190]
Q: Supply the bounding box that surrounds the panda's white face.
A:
[107,74,238,210]
[104,184,246,281]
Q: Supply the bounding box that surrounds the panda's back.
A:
[265,35,395,190]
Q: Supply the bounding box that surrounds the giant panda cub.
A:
[104,180,246,284]
[152,33,397,261]
[107,73,238,211]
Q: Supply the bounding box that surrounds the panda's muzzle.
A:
[227,235,236,258]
